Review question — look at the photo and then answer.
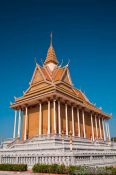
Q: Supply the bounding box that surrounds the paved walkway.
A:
[0,171,40,175]
[0,171,62,175]
[0,171,32,175]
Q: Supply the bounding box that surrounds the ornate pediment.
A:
[61,67,73,86]
[31,64,45,85]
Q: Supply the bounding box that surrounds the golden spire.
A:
[44,33,58,65]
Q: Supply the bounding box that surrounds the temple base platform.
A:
[0,135,116,169]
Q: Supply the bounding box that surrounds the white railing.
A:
[0,153,116,167]
[0,135,116,167]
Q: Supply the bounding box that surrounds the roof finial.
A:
[50,32,53,47]
[67,59,70,66]
[34,57,37,65]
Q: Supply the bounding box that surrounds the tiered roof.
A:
[10,36,111,119]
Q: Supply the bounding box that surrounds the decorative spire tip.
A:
[34,57,37,65]
[50,32,53,47]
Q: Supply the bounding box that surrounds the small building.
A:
[0,34,116,168]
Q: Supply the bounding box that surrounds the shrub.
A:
[67,165,78,175]
[32,164,116,175]
[32,164,50,173]
[78,166,115,175]
[32,164,67,174]
[0,164,27,171]
[105,166,116,175]
[50,164,61,174]
[58,164,68,174]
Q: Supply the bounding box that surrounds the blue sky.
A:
[0,0,116,140]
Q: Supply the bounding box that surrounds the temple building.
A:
[11,34,111,142]
[0,34,116,168]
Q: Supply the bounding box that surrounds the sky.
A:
[0,0,116,140]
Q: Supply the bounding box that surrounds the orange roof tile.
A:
[74,89,89,102]
[41,66,65,82]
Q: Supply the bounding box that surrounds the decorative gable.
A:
[31,65,45,85]
[61,67,73,86]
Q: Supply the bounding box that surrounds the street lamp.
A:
[69,130,73,151]
[61,130,64,151]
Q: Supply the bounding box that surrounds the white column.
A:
[58,101,61,135]
[18,110,21,138]
[72,106,75,137]
[99,116,102,139]
[106,120,110,140]
[105,120,107,139]
[107,121,111,140]
[54,100,56,134]
[77,108,80,137]
[48,101,50,135]
[91,113,94,141]
[24,107,28,141]
[95,115,98,139]
[13,110,17,139]
[102,118,106,141]
[65,103,68,135]
[39,103,42,136]
[82,110,86,138]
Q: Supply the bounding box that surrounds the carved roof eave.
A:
[54,80,74,88]
[56,88,111,119]
[13,85,55,103]
[14,79,75,105]
[24,80,52,95]
[73,88,90,103]
[54,81,90,103]
[10,89,57,109]
[10,85,111,119]
[10,88,83,110]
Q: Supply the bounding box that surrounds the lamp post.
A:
[69,130,73,151]
[61,130,64,151]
